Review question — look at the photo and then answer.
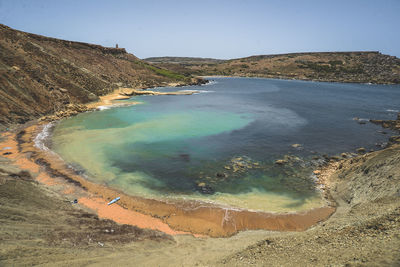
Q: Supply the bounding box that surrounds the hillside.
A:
[145,51,400,84]
[0,24,204,126]
[144,56,225,64]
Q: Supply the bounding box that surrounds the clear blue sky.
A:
[1,0,399,59]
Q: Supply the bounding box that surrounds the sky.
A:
[0,0,399,59]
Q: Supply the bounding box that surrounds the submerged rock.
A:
[179,153,190,162]
[275,159,287,165]
[356,147,366,154]
[389,135,400,144]
[216,172,227,178]
[196,183,214,194]
[291,143,303,149]
[329,156,341,161]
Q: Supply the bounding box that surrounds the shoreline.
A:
[2,84,397,238]
[199,75,400,85]
[0,86,338,237]
[0,125,335,237]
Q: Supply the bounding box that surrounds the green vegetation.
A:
[328,60,343,66]
[135,61,188,81]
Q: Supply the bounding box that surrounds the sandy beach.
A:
[0,87,336,237]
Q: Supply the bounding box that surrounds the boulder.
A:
[291,143,303,149]
[356,147,366,154]
[216,172,227,178]
[197,183,214,194]
[330,156,341,161]
[88,92,99,101]
[389,136,400,144]
[275,159,287,165]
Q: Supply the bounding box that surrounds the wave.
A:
[179,89,215,94]
[204,80,218,86]
[97,105,111,111]
[386,109,399,113]
[34,123,53,151]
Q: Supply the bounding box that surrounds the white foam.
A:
[97,105,111,111]
[204,80,218,86]
[179,89,215,94]
[386,109,399,113]
[34,123,53,151]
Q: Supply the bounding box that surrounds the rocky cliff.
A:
[0,24,203,127]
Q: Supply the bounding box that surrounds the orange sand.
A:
[0,125,336,237]
[0,128,194,236]
[79,197,188,235]
[86,88,140,109]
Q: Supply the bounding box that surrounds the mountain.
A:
[0,24,204,126]
[145,51,400,84]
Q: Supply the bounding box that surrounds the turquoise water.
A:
[51,77,400,212]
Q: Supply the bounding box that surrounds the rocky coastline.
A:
[4,95,400,238]
[146,52,400,85]
[1,122,335,237]
[1,92,400,265]
[2,23,399,266]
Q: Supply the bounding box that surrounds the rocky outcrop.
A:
[39,104,91,121]
[224,143,400,266]
[370,112,400,131]
[119,88,196,96]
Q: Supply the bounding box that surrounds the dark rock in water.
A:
[389,136,400,144]
[330,156,341,161]
[275,159,287,165]
[356,147,366,154]
[179,153,190,162]
[291,143,303,149]
[196,183,214,194]
[216,172,227,178]
[354,117,368,124]
[375,142,388,148]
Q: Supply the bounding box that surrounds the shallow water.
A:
[51,77,400,212]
